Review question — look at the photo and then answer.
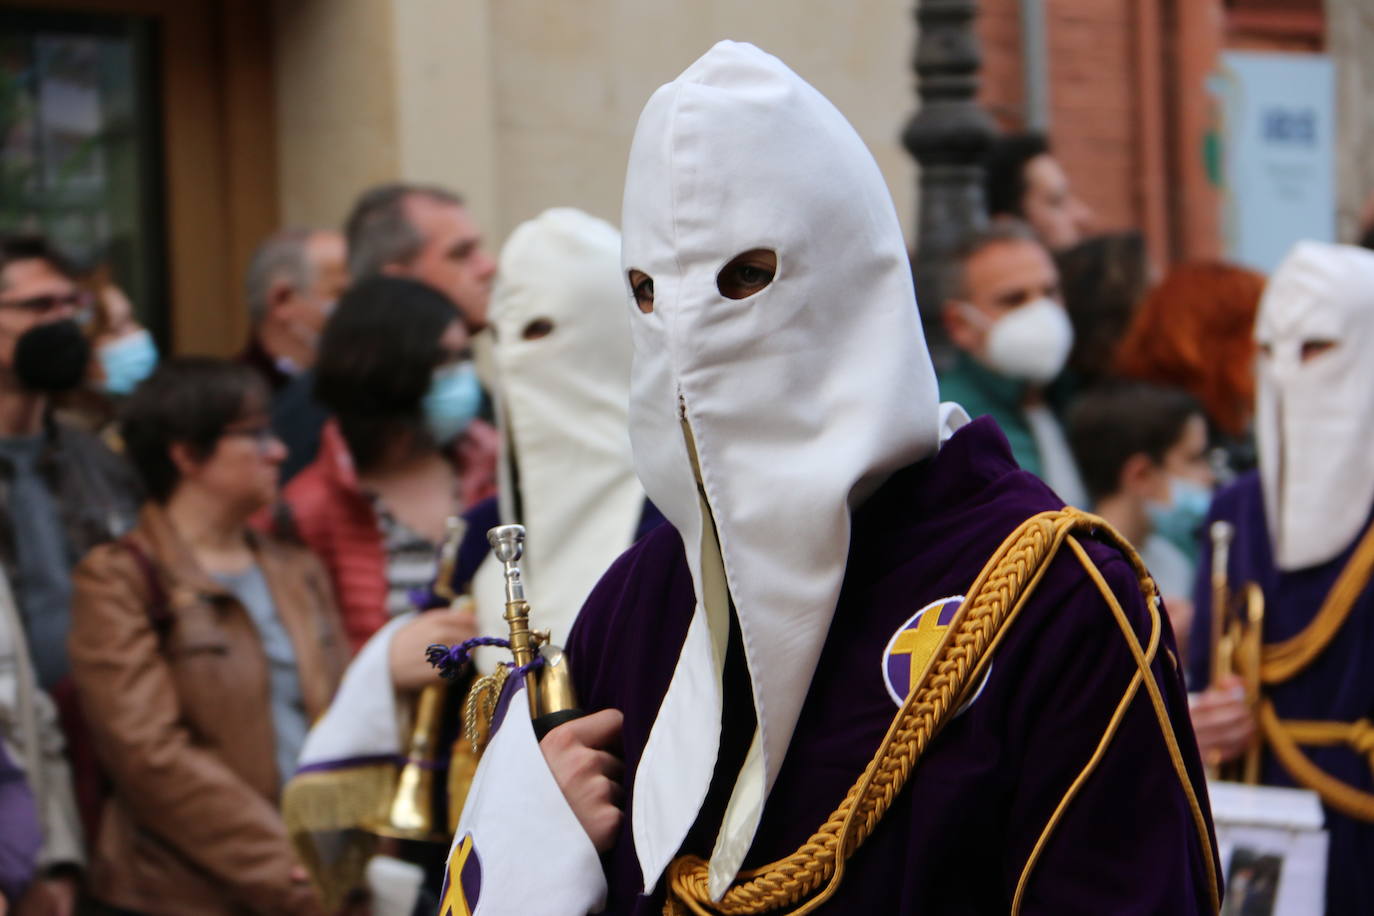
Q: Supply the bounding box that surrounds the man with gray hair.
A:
[237,228,346,481]
[938,221,1087,506]
[344,183,496,331]
[238,228,348,393]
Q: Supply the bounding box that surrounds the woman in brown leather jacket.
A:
[67,359,349,916]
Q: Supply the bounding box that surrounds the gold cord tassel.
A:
[464,664,511,753]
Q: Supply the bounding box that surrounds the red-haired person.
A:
[1115,262,1266,479]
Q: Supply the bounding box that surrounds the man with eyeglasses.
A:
[0,235,141,690]
[0,233,142,915]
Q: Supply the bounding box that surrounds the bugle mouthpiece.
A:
[488,525,527,564]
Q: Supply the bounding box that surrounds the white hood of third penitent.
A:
[1256,240,1374,571]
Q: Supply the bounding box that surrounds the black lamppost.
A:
[903,0,997,352]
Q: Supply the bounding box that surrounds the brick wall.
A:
[975,0,1326,263]
[977,0,1145,237]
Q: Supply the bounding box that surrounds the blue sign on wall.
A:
[1218,52,1335,273]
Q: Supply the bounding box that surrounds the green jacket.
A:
[936,353,1042,477]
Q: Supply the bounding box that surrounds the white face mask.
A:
[1256,241,1374,570]
[621,41,940,896]
[963,298,1073,384]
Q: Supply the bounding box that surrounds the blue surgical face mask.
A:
[97,329,159,395]
[422,361,482,445]
[1146,475,1213,562]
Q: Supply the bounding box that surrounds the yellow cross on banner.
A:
[439,834,477,916]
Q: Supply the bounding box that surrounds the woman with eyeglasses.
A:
[67,358,348,916]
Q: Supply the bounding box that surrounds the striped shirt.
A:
[369,498,443,619]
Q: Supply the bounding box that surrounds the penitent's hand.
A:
[389,607,479,691]
[14,874,78,916]
[540,709,625,853]
[1189,676,1257,767]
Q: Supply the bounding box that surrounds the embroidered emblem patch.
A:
[881,595,990,713]
[438,832,482,916]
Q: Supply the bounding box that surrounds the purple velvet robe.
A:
[1189,471,1374,915]
[0,740,40,904]
[567,418,1219,914]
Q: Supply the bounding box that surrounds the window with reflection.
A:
[0,10,165,340]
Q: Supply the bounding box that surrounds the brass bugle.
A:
[371,682,448,841]
[1209,520,1234,689]
[373,517,478,840]
[488,524,583,740]
[1207,519,1266,783]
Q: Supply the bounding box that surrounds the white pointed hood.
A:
[620,41,941,897]
[1256,240,1374,571]
[477,208,646,648]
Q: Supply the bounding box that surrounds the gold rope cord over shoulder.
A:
[1220,519,1374,820]
[663,508,1219,916]
[1261,518,1374,684]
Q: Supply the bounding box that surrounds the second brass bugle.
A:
[1207,518,1265,783]
[1209,520,1234,689]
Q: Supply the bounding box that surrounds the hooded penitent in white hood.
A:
[1256,240,1374,571]
[472,208,645,656]
[621,41,941,897]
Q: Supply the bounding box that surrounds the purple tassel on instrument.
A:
[426,637,512,679]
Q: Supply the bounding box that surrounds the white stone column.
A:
[1327,0,1374,243]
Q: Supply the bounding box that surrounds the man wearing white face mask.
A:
[438,41,1218,916]
[1188,241,1374,915]
[938,223,1088,508]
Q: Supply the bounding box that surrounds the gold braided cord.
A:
[1220,522,1374,822]
[1254,702,1374,823]
[1260,519,1374,684]
[1277,717,1374,759]
[663,509,1220,916]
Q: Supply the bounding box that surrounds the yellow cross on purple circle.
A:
[882,595,990,714]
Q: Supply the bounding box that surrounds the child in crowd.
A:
[1068,381,1215,662]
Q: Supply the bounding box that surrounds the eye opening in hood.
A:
[1300,339,1336,362]
[716,249,777,300]
[521,317,555,340]
[628,269,654,313]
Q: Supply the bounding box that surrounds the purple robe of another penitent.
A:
[567,418,1219,914]
[1189,471,1374,915]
